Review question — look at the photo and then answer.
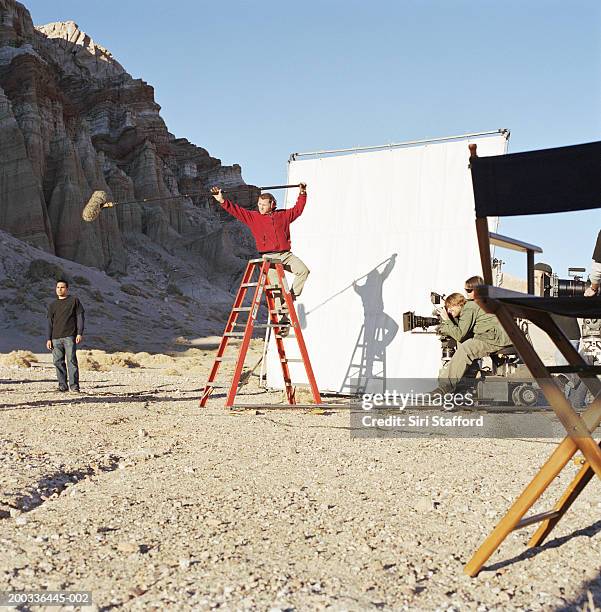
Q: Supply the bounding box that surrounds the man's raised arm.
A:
[285,182,307,222]
[210,186,254,225]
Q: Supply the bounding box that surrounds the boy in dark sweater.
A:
[46,279,85,392]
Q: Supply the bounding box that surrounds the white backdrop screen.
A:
[266,133,507,393]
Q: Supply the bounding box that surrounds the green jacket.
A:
[438,300,511,347]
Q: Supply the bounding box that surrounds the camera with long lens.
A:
[402,291,445,332]
[541,267,589,297]
[402,312,439,331]
[403,292,456,362]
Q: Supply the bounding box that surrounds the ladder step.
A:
[265,285,282,291]
[232,307,251,312]
[241,283,259,288]
[282,358,303,363]
[224,332,246,337]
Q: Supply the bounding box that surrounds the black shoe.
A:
[58,386,68,392]
[70,386,81,393]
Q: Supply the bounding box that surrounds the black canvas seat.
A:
[463,140,601,577]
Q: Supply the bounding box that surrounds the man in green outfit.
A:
[436,292,512,392]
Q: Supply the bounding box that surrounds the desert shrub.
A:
[79,350,140,369]
[0,351,38,368]
[136,353,174,366]
[120,284,142,297]
[166,283,183,296]
[27,259,65,282]
[0,278,17,289]
[73,275,91,286]
[105,352,140,368]
[77,352,107,371]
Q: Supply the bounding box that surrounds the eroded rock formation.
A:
[0,1,258,274]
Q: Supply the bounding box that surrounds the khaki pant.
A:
[262,251,310,311]
[438,337,508,392]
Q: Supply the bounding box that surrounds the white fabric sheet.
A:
[266,134,507,393]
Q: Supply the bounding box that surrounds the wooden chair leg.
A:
[493,308,601,478]
[528,444,599,548]
[464,435,578,576]
[465,306,601,576]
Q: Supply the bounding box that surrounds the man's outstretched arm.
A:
[286,182,307,222]
[210,186,254,225]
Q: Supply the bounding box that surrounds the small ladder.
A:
[199,257,322,408]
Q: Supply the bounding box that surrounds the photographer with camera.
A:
[435,293,512,393]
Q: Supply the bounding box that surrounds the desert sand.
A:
[0,346,599,611]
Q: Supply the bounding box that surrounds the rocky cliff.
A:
[0,0,257,275]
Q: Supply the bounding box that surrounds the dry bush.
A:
[77,351,107,372]
[166,282,183,296]
[0,278,17,289]
[136,353,175,366]
[27,259,65,282]
[103,352,140,368]
[73,275,91,286]
[292,387,318,404]
[78,350,140,369]
[0,350,38,368]
[120,283,143,297]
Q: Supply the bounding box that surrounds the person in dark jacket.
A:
[46,279,85,392]
[211,183,309,322]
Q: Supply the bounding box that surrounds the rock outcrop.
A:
[0,1,258,275]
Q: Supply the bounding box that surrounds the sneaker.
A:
[58,386,68,392]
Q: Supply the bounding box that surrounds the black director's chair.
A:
[464,140,601,576]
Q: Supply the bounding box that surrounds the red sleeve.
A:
[285,193,307,223]
[220,199,254,225]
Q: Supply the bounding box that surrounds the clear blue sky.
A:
[25,0,601,277]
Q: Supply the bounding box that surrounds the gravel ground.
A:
[0,357,599,611]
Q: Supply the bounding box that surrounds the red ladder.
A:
[199,257,322,408]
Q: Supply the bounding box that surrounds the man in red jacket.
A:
[211,183,309,323]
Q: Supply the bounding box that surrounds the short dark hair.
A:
[56,279,69,287]
[259,192,276,206]
[464,275,484,291]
